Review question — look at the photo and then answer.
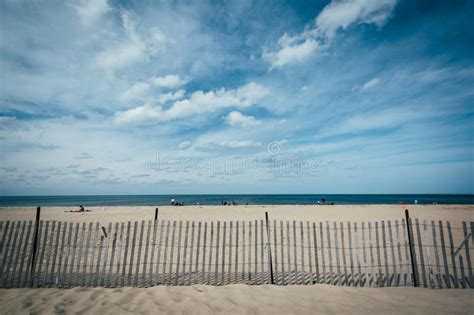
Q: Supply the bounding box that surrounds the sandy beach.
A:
[0,204,473,314]
[0,284,472,315]
[1,204,473,224]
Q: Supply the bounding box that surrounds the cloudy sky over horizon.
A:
[0,0,473,195]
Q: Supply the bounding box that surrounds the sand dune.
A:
[0,285,473,314]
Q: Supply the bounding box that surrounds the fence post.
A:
[30,206,41,286]
[405,209,418,287]
[155,208,159,221]
[265,212,274,284]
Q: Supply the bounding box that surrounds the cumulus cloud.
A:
[119,82,151,102]
[115,82,268,125]
[73,0,110,26]
[264,0,397,68]
[149,75,188,89]
[178,141,192,150]
[361,77,381,90]
[158,89,186,103]
[223,111,261,128]
[263,39,321,68]
[218,140,262,149]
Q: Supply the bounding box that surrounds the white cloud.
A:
[74,0,110,26]
[361,77,381,90]
[93,11,167,73]
[223,111,261,128]
[218,140,262,149]
[264,0,397,68]
[263,39,320,68]
[158,89,186,103]
[115,82,268,125]
[119,82,150,102]
[149,75,188,89]
[316,0,397,39]
[178,141,192,150]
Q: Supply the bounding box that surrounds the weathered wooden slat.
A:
[168,221,177,285]
[438,221,451,288]
[16,221,31,288]
[300,221,305,285]
[100,223,112,287]
[66,223,79,287]
[55,222,67,287]
[340,222,347,286]
[43,221,56,287]
[333,222,340,286]
[395,220,403,286]
[381,221,389,287]
[7,221,26,288]
[108,223,119,287]
[368,222,375,286]
[361,222,368,287]
[127,221,138,286]
[280,221,285,285]
[307,222,313,284]
[115,222,124,287]
[272,220,278,283]
[462,222,473,288]
[149,220,158,285]
[446,221,459,288]
[312,222,319,284]
[157,220,167,284]
[0,221,11,254]
[319,222,326,284]
[121,221,131,286]
[207,222,214,284]
[228,221,233,284]
[459,255,467,288]
[81,222,92,287]
[260,220,265,284]
[201,222,207,283]
[134,221,145,286]
[414,219,427,287]
[354,222,361,287]
[293,221,298,284]
[87,222,99,287]
[221,221,226,285]
[215,221,221,285]
[387,221,396,287]
[286,221,292,284]
[175,221,183,285]
[242,221,246,282]
[2,221,21,287]
[347,222,354,286]
[430,221,442,288]
[254,220,258,284]
[235,221,239,282]
[49,221,62,287]
[5,221,24,288]
[401,219,411,285]
[195,222,201,284]
[60,222,73,287]
[375,222,382,287]
[326,221,333,285]
[189,221,195,285]
[181,221,189,285]
[0,221,16,287]
[94,226,105,287]
[142,220,151,286]
[423,220,434,288]
[196,222,207,283]
[19,221,34,287]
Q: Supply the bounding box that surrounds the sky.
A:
[0,0,473,195]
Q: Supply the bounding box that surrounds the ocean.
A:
[0,194,473,207]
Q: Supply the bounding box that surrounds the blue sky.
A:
[0,0,473,195]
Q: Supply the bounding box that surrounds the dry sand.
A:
[1,205,473,314]
[0,285,472,314]
[1,204,473,224]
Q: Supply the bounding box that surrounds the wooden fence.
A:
[0,212,473,289]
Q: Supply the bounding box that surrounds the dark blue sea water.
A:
[0,194,473,207]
